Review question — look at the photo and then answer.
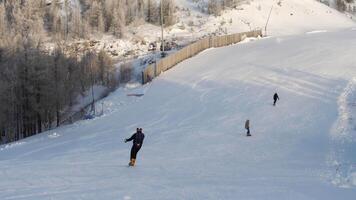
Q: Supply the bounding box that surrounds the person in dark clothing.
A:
[125,128,145,166]
[245,119,251,136]
[273,93,279,106]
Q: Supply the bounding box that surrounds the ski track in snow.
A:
[1,29,356,199]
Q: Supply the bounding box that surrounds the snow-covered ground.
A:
[1,27,356,199]
[173,0,355,36]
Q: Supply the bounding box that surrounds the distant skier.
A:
[125,128,145,166]
[245,119,251,136]
[273,92,279,106]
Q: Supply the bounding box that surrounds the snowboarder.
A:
[245,119,251,136]
[125,128,145,166]
[273,92,279,106]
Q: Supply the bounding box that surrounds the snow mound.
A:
[328,78,356,188]
[331,78,356,141]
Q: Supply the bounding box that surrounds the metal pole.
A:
[89,55,96,115]
[160,0,165,56]
[265,5,273,36]
[91,81,95,115]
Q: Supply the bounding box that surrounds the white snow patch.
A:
[124,82,142,90]
[239,36,260,43]
[48,132,60,139]
[0,142,26,151]
[306,30,328,34]
[123,196,132,200]
[352,172,356,186]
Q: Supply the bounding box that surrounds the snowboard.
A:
[127,94,144,97]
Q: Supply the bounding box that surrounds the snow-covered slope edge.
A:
[329,78,356,188]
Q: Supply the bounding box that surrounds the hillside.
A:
[28,0,356,59]
[171,0,355,36]
[1,27,356,199]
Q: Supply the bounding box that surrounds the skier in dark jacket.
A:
[273,93,279,106]
[245,119,251,136]
[125,128,145,166]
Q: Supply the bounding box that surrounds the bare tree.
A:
[145,0,158,23]
[208,0,222,16]
[336,0,347,11]
[161,0,176,26]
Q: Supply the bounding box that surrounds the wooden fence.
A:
[142,30,262,84]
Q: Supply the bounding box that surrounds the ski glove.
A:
[124,139,128,143]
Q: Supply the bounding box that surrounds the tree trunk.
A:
[37,113,42,133]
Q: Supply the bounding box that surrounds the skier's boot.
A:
[247,133,252,137]
[129,159,136,166]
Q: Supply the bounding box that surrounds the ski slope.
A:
[170,0,355,37]
[1,28,356,199]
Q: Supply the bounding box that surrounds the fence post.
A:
[154,62,157,77]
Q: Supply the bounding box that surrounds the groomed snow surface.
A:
[1,28,356,199]
[166,0,356,39]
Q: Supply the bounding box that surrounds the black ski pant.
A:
[130,144,142,160]
[246,128,250,135]
[273,99,277,106]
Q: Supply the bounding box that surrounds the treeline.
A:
[0,0,176,41]
[0,41,117,143]
[0,1,122,143]
[0,44,117,143]
[335,0,356,12]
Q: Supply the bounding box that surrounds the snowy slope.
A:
[1,28,356,199]
[169,0,355,37]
